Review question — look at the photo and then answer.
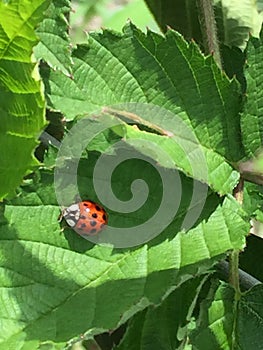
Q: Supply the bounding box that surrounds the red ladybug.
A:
[62,200,108,236]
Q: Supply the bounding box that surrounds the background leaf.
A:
[213,0,263,50]
[115,276,207,350]
[103,0,159,33]
[236,284,263,349]
[190,281,235,349]
[34,0,73,76]
[241,31,263,156]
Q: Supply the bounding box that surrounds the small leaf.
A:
[190,281,235,349]
[214,0,263,50]
[34,0,73,76]
[116,276,207,350]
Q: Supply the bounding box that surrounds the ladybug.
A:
[61,200,108,236]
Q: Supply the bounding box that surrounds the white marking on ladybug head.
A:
[67,203,79,212]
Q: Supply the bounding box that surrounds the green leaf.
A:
[123,121,239,195]
[0,175,248,348]
[213,0,263,50]
[190,281,263,349]
[115,276,207,350]
[241,32,263,156]
[236,284,263,349]
[44,24,243,159]
[220,45,246,93]
[190,281,235,349]
[42,23,243,194]
[34,0,73,76]
[243,182,263,218]
[0,0,47,200]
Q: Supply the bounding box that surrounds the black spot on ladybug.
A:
[83,202,89,207]
[92,213,98,218]
[80,215,87,219]
[80,223,86,228]
[102,214,107,221]
[95,205,101,211]
[100,224,105,229]
[90,220,97,227]
[90,229,97,234]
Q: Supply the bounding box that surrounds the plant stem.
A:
[229,178,244,293]
[196,0,222,69]
[229,250,241,293]
[228,178,244,349]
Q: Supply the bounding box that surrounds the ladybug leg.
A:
[58,212,63,222]
[57,210,65,234]
[58,219,68,234]
[58,210,70,234]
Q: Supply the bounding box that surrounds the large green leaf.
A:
[0,161,249,348]
[0,0,48,200]
[42,23,243,194]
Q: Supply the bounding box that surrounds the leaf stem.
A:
[196,0,222,69]
[229,250,241,293]
[229,178,244,293]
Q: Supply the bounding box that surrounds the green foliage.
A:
[0,1,263,349]
[0,192,248,349]
[34,0,73,76]
[44,24,243,163]
[236,284,263,348]
[0,0,48,200]
[145,0,263,50]
[190,281,235,349]
[241,30,263,156]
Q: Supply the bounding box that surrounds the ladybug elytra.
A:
[62,200,108,236]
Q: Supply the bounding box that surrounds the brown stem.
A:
[196,0,222,69]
